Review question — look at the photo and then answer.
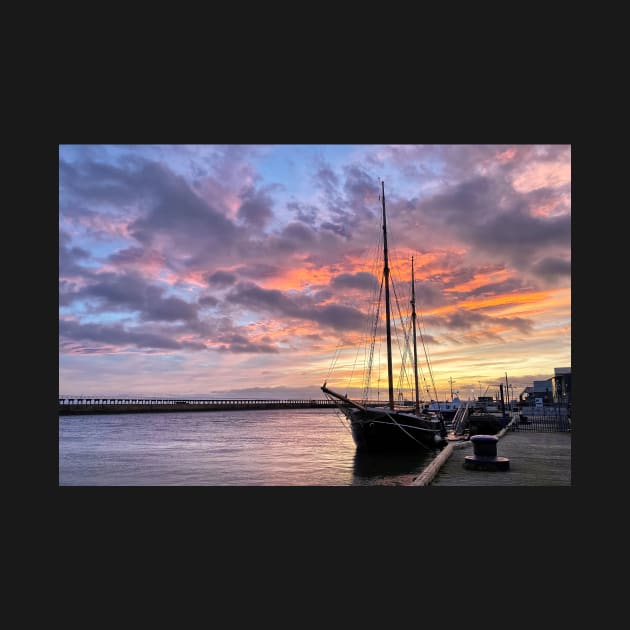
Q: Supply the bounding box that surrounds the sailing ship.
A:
[322,181,447,452]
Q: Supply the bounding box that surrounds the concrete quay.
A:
[413,416,571,486]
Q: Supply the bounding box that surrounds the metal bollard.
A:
[464,434,510,471]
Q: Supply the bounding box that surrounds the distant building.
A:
[552,367,572,405]
[520,386,533,402]
[532,379,553,404]
[519,367,571,406]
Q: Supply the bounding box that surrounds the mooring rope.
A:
[381,410,432,451]
[323,393,354,437]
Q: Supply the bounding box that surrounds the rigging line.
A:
[363,278,383,400]
[322,394,354,437]
[326,342,343,381]
[354,253,380,396]
[417,307,441,413]
[381,410,432,450]
[332,207,384,399]
[361,222,384,399]
[389,291,415,401]
[390,274,415,396]
[394,276,411,389]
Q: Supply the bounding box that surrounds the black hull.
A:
[432,409,457,422]
[345,407,447,452]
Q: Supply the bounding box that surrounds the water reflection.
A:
[351,450,435,485]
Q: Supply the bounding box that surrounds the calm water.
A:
[59,408,436,486]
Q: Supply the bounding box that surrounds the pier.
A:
[59,397,337,415]
[413,412,571,486]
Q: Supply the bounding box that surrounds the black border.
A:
[52,87,578,584]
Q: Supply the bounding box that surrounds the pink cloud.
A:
[511,160,571,193]
[496,147,517,162]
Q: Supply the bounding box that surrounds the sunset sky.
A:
[59,145,571,400]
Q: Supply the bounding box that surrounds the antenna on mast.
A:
[448,376,456,401]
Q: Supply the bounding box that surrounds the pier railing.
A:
[513,405,571,433]
[59,397,337,415]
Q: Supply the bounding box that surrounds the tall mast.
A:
[410,256,420,413]
[381,180,394,410]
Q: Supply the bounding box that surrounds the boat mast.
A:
[381,180,394,410]
[410,256,420,413]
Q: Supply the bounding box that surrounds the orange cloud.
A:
[423,288,570,321]
[259,253,386,293]
[444,268,512,294]
[260,264,334,291]
[496,148,517,162]
[458,290,557,312]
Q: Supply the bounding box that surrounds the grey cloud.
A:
[460,277,533,299]
[59,231,92,277]
[343,165,376,201]
[61,156,242,268]
[331,272,378,291]
[531,256,571,281]
[67,272,199,323]
[237,186,275,229]
[313,164,340,197]
[421,176,496,222]
[215,332,280,354]
[416,333,438,345]
[107,247,165,267]
[227,282,366,331]
[128,161,238,256]
[309,304,365,331]
[108,247,146,264]
[143,295,198,322]
[287,201,319,225]
[198,295,219,307]
[418,175,571,270]
[265,224,316,255]
[205,270,238,286]
[413,283,448,309]
[497,317,534,333]
[60,319,206,351]
[59,280,81,306]
[281,222,316,244]
[320,221,350,238]
[228,283,297,314]
[441,311,488,330]
[235,263,281,281]
[217,341,280,353]
[424,309,534,335]
[59,159,142,206]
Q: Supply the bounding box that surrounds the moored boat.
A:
[322,181,447,452]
